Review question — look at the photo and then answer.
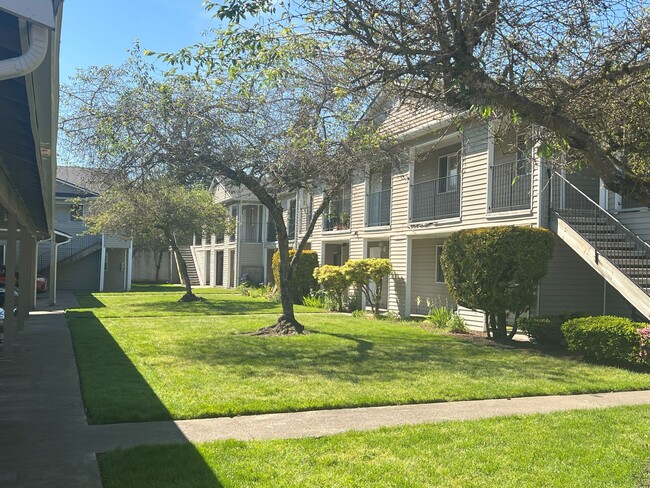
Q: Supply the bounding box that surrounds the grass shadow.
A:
[66,310,223,487]
[74,293,106,309]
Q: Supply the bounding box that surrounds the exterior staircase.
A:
[548,171,650,318]
[38,235,103,273]
[177,246,200,286]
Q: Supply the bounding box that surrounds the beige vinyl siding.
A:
[192,247,207,285]
[350,179,365,230]
[389,166,410,228]
[382,100,450,136]
[57,250,101,290]
[538,237,604,316]
[349,237,363,261]
[388,235,409,315]
[410,238,455,314]
[104,235,130,248]
[566,167,600,203]
[605,283,642,318]
[213,183,231,203]
[309,193,324,257]
[457,306,486,332]
[617,211,650,243]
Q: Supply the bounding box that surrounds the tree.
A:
[83,178,232,301]
[61,54,402,334]
[202,0,650,206]
[345,258,393,316]
[440,226,555,340]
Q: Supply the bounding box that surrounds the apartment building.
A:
[191,101,650,330]
[36,167,133,292]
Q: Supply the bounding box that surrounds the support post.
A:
[17,230,32,331]
[30,238,38,310]
[2,213,18,360]
[99,234,106,292]
[49,228,57,306]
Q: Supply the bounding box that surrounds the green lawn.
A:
[99,405,650,487]
[75,287,323,318]
[68,290,650,424]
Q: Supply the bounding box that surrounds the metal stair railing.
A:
[37,234,103,272]
[549,170,650,293]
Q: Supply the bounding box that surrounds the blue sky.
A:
[59,0,214,82]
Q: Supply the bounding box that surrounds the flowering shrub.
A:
[638,325,650,365]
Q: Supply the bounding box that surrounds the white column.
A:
[126,241,133,291]
[2,213,18,360]
[49,230,57,306]
[99,234,106,292]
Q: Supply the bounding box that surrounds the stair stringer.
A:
[550,214,650,319]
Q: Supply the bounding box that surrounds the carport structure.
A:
[0,1,63,359]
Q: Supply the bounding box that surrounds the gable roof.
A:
[56,166,114,196]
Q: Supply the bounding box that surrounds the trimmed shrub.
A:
[441,226,555,340]
[561,316,644,365]
[272,250,319,304]
[345,258,393,316]
[519,313,584,347]
[313,265,351,312]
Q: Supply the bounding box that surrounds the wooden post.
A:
[2,213,18,360]
[17,229,32,331]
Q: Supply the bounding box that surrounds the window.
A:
[516,133,531,176]
[287,199,297,238]
[438,153,459,193]
[435,245,445,283]
[70,203,84,221]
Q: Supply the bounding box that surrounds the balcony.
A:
[410,175,460,222]
[490,159,531,212]
[367,188,391,227]
[323,197,351,231]
[241,222,262,243]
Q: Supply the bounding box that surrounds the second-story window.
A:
[287,199,297,239]
[367,167,391,227]
[438,153,459,193]
[323,186,351,231]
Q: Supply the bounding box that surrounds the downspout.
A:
[0,22,49,81]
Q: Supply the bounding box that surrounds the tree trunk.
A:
[168,235,201,302]
[154,250,164,283]
[252,211,304,335]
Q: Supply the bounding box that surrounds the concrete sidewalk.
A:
[0,292,102,488]
[88,390,650,453]
[1,292,650,487]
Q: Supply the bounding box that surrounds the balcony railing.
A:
[323,197,351,231]
[490,159,531,212]
[241,222,262,243]
[367,188,391,227]
[410,175,460,222]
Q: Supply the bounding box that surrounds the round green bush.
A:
[561,316,643,365]
[519,313,584,348]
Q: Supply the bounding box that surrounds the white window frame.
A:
[435,245,445,283]
[438,152,459,193]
